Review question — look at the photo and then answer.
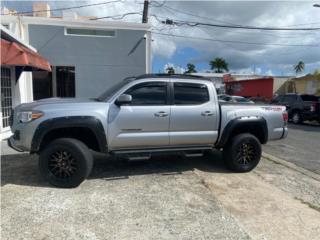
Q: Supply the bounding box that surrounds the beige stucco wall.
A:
[294,74,320,96]
[273,77,291,95]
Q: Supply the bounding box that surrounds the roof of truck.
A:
[134,73,212,81]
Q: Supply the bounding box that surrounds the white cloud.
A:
[265,70,273,76]
[163,62,185,73]
[8,0,319,73]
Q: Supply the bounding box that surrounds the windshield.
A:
[97,78,133,101]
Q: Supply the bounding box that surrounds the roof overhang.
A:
[1,15,151,31]
[1,32,51,71]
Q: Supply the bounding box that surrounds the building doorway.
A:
[33,70,52,100]
[1,67,13,130]
[56,66,75,97]
[32,66,75,99]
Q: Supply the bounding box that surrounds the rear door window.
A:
[173,82,209,105]
[271,96,283,103]
[282,95,297,104]
[300,95,318,101]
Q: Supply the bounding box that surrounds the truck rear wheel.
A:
[223,133,261,172]
[39,138,93,188]
[292,111,302,124]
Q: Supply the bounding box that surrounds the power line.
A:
[152,31,320,47]
[152,4,320,29]
[186,22,319,39]
[1,0,123,16]
[149,12,320,31]
[150,14,319,39]
[169,19,320,31]
[149,1,167,8]
[148,3,320,31]
[159,5,240,26]
[91,12,142,20]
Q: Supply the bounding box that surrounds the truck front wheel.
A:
[39,138,93,188]
[223,133,261,172]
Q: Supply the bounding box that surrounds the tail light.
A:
[282,111,288,122]
[310,102,316,112]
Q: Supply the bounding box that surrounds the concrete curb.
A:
[262,152,320,182]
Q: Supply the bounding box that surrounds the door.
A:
[1,67,13,132]
[108,81,170,150]
[169,81,219,146]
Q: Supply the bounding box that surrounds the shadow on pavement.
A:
[1,150,231,188]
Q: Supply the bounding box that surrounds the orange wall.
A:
[225,78,274,99]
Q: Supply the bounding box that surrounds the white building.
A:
[190,72,225,94]
[1,26,51,140]
[1,3,151,140]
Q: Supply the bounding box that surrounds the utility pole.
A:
[142,0,149,23]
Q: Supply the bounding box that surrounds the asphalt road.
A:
[263,122,320,174]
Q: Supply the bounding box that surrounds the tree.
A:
[184,63,197,74]
[166,66,175,74]
[294,61,305,75]
[209,57,229,73]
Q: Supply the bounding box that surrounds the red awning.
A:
[1,39,51,71]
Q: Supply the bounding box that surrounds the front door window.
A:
[108,81,170,150]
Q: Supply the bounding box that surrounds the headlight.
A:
[18,111,44,123]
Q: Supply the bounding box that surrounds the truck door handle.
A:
[154,111,168,117]
[201,111,214,116]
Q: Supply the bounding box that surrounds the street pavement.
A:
[263,122,320,174]
[1,141,320,240]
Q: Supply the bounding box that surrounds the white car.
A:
[218,95,254,104]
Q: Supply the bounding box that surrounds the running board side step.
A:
[127,154,151,161]
[111,146,212,155]
[184,152,204,158]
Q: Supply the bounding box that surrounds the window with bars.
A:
[56,66,75,97]
[1,67,13,129]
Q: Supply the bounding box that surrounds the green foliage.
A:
[294,61,305,75]
[166,66,175,74]
[209,57,229,73]
[184,63,197,74]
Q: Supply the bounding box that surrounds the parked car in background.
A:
[271,93,320,124]
[218,95,254,104]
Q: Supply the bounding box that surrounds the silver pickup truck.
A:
[8,74,288,188]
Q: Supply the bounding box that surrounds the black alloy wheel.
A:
[48,150,77,179]
[236,142,257,165]
[223,133,262,172]
[39,138,93,188]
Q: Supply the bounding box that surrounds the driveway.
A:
[1,142,320,240]
[263,122,320,174]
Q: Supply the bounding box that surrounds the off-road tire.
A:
[223,133,261,172]
[39,138,93,188]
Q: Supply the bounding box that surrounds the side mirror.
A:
[115,94,132,106]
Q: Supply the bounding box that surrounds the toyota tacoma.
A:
[8,74,288,187]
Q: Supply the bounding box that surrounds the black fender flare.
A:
[31,116,107,153]
[216,117,268,148]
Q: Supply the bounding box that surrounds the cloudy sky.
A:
[2,0,320,76]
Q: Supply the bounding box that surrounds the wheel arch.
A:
[31,116,107,154]
[216,117,268,148]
